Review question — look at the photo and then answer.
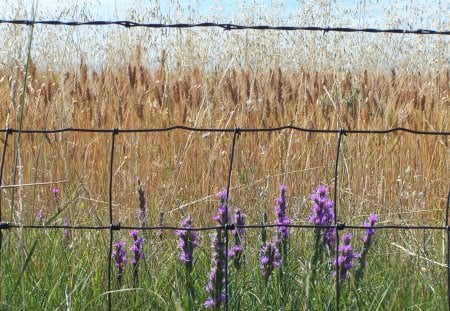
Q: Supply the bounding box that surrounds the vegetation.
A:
[0,0,448,310]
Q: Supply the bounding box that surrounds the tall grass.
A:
[0,60,447,225]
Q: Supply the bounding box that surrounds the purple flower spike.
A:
[204,293,226,309]
[112,240,127,275]
[228,245,243,258]
[232,209,245,237]
[205,190,229,308]
[129,230,144,285]
[63,217,71,239]
[334,233,359,281]
[355,213,379,282]
[129,230,144,267]
[259,242,282,281]
[362,213,378,244]
[309,184,336,248]
[274,184,290,239]
[129,229,139,239]
[175,216,200,272]
[213,190,230,226]
[217,190,227,201]
[137,180,147,226]
[204,231,227,309]
[52,188,60,206]
[229,209,245,268]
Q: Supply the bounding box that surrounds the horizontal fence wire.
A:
[0,224,449,231]
[0,126,448,135]
[0,20,449,35]
[0,125,448,310]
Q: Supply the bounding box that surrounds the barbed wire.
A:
[0,19,448,35]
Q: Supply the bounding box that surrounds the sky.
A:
[1,0,447,30]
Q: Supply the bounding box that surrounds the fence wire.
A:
[0,19,449,35]
[0,126,448,310]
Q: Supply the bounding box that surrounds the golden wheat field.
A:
[0,49,448,231]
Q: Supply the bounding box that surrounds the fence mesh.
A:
[0,18,449,311]
[0,126,448,310]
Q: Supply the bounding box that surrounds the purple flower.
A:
[205,190,229,308]
[112,240,127,275]
[355,213,379,282]
[213,190,229,225]
[36,209,45,221]
[259,241,282,281]
[229,209,245,265]
[274,184,290,239]
[63,217,71,239]
[333,233,359,280]
[137,180,147,225]
[175,216,200,272]
[309,184,336,248]
[216,190,227,201]
[228,245,243,259]
[362,213,378,244]
[129,230,144,285]
[129,229,138,239]
[204,230,227,309]
[232,209,245,237]
[52,187,60,205]
[129,230,144,267]
[204,293,226,309]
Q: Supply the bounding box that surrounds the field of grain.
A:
[0,55,448,227]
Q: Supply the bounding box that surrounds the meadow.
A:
[0,1,449,310]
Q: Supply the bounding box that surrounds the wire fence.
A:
[0,17,449,311]
[0,126,449,310]
[0,19,449,35]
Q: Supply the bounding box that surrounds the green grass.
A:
[0,217,447,310]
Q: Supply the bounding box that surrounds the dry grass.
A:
[0,52,448,229]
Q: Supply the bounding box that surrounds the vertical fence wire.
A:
[334,129,345,310]
[224,128,240,311]
[0,128,11,305]
[107,129,118,311]
[0,129,11,252]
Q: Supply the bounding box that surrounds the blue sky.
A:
[2,0,447,30]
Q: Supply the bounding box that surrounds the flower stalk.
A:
[175,216,199,273]
[229,208,245,269]
[129,230,144,285]
[205,190,228,309]
[112,240,127,286]
[334,233,359,281]
[355,213,378,283]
